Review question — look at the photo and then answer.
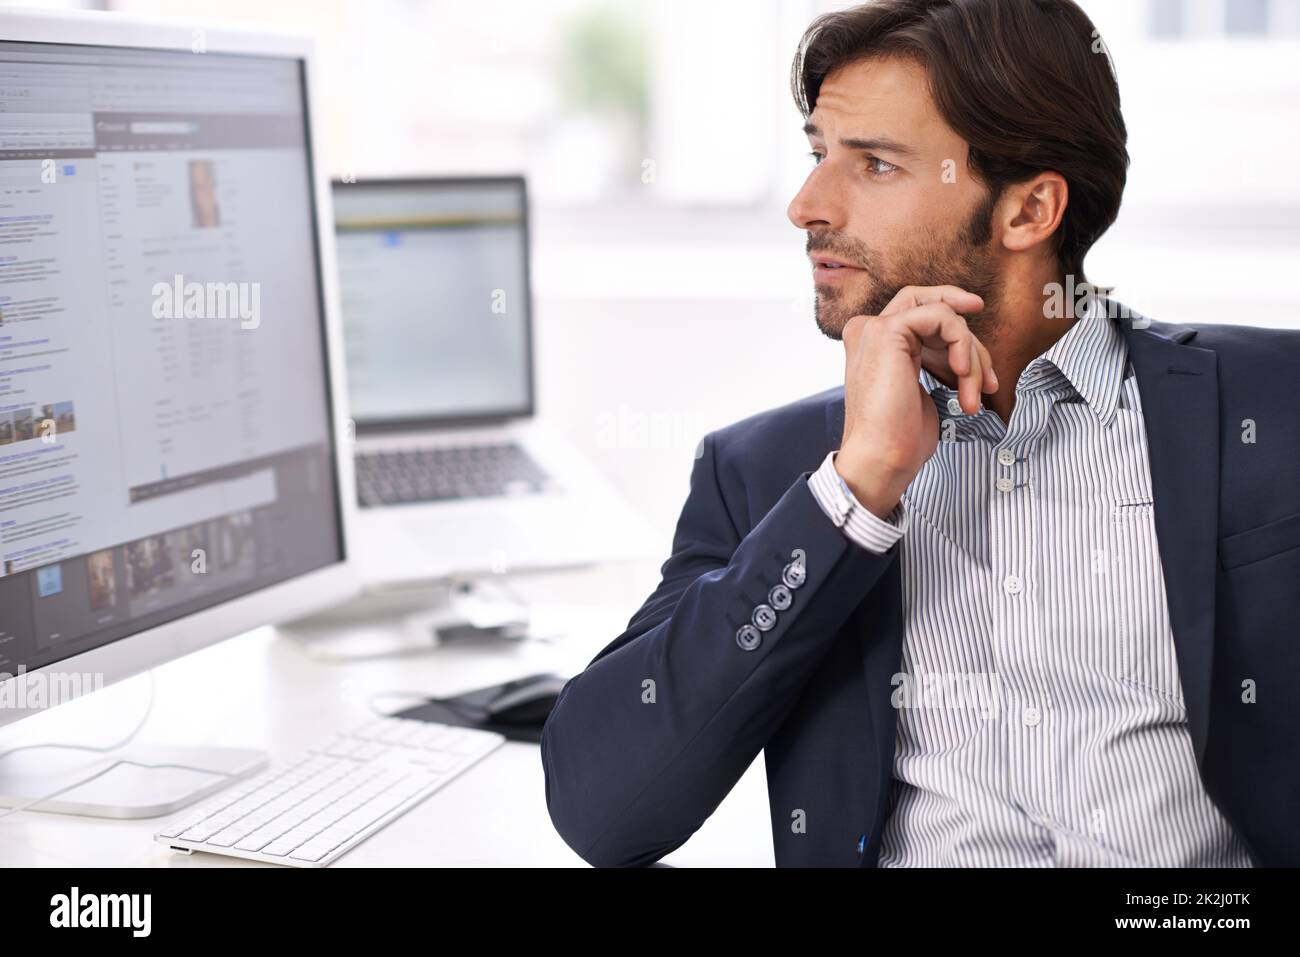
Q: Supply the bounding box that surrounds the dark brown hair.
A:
[792,0,1128,281]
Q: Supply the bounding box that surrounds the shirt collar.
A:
[916,295,1128,427]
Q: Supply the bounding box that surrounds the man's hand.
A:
[835,285,998,518]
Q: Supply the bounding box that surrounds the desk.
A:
[0,562,775,867]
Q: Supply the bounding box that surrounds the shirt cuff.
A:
[807,451,909,555]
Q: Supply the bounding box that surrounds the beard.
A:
[809,189,1003,345]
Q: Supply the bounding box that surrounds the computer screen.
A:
[0,39,343,677]
[331,178,533,427]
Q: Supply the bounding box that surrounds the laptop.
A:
[331,176,655,593]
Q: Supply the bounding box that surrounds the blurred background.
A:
[9,0,1300,539]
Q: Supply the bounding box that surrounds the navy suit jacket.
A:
[541,311,1300,867]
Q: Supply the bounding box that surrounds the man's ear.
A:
[998,172,1068,259]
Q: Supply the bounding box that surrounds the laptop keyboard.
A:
[356,442,551,507]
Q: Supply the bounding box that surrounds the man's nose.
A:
[787,168,843,232]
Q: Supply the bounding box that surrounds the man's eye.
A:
[808,151,897,175]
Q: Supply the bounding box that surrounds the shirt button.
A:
[946,397,963,416]
[996,449,1016,466]
[995,476,1014,493]
[768,584,793,611]
[1022,706,1042,727]
[735,624,762,651]
[1002,574,1023,595]
[752,604,777,631]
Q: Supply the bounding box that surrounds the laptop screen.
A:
[332,177,533,428]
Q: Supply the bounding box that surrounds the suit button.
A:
[735,624,762,651]
[752,604,777,631]
[782,563,805,589]
[768,584,792,610]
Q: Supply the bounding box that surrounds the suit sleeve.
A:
[540,429,901,866]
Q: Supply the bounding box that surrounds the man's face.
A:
[788,56,1002,342]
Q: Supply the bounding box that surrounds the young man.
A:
[541,0,1300,867]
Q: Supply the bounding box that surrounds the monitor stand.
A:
[0,743,266,819]
[281,576,533,661]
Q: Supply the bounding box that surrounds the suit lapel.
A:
[1117,309,1220,765]
[825,391,846,450]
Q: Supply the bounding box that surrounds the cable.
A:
[0,669,158,764]
[0,671,238,822]
[365,690,434,716]
[365,689,490,722]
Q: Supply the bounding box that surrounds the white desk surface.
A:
[0,562,775,868]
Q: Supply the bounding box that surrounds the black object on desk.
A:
[395,672,569,744]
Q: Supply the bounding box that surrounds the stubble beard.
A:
[810,191,1004,347]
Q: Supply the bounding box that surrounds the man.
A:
[541,0,1300,866]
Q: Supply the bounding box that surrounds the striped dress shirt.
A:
[807,299,1254,866]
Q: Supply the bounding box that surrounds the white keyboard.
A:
[156,717,505,867]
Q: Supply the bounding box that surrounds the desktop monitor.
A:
[0,11,357,752]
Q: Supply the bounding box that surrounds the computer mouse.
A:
[484,673,569,726]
